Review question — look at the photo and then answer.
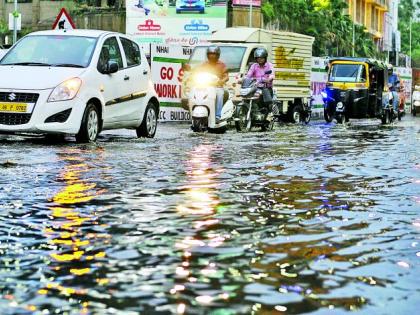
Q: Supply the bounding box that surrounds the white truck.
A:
[183,27,314,123]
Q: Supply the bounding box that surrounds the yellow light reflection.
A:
[35,148,109,314]
[172,144,228,309]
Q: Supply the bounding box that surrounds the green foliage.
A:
[399,0,420,66]
[0,19,9,36]
[262,0,382,58]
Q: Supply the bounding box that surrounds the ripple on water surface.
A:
[0,120,419,314]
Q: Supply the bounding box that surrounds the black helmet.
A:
[207,45,221,59]
[254,47,268,59]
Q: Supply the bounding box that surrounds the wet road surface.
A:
[0,117,419,314]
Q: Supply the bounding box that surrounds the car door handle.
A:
[143,70,148,75]
[124,75,130,81]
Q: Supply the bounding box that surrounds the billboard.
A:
[126,0,227,47]
[232,0,261,6]
[151,44,192,121]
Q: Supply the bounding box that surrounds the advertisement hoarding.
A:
[126,0,227,48]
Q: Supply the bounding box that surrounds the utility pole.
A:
[13,0,17,44]
[409,16,412,68]
[352,0,355,57]
[249,1,253,28]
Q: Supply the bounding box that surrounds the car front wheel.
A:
[76,103,99,143]
[137,102,158,138]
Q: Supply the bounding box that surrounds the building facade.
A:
[346,0,389,41]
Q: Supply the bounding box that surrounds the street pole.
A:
[352,0,355,57]
[13,0,17,44]
[249,1,253,28]
[409,17,412,68]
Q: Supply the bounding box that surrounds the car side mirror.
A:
[107,61,119,74]
[181,63,191,71]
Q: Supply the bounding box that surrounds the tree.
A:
[399,0,420,66]
[262,0,381,58]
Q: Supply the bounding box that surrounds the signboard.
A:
[126,0,227,46]
[395,67,413,107]
[310,57,328,114]
[8,13,21,31]
[52,8,76,30]
[232,0,261,6]
[151,44,192,121]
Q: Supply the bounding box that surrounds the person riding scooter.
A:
[387,64,400,113]
[194,45,229,123]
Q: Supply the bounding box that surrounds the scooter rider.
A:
[195,45,229,123]
[387,64,400,112]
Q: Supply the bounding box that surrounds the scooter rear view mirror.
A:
[265,70,272,75]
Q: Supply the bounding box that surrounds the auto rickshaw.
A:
[322,57,394,124]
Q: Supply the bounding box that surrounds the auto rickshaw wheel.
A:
[323,108,333,123]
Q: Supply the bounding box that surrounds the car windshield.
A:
[329,64,366,83]
[189,46,246,73]
[0,35,98,68]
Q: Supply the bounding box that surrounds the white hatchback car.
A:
[0,30,159,142]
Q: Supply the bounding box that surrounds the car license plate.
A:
[0,102,28,113]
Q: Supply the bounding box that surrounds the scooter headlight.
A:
[193,72,218,87]
[336,102,344,110]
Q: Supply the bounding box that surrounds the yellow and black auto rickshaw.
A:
[322,57,394,124]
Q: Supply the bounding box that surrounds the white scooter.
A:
[188,72,234,133]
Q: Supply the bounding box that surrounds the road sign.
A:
[8,12,21,31]
[52,8,76,30]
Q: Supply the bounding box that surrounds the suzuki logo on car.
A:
[8,93,16,101]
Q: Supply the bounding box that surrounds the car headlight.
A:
[48,78,82,102]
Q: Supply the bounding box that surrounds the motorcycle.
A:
[187,72,235,133]
[235,71,275,132]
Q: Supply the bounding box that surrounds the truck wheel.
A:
[136,102,158,138]
[291,108,301,124]
[76,103,99,143]
[304,112,311,124]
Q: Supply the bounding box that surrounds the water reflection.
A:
[172,143,232,313]
[34,148,109,313]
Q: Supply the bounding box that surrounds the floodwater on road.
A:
[0,117,419,315]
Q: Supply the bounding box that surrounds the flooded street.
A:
[0,117,419,314]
